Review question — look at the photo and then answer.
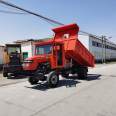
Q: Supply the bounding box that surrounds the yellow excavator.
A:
[3,44,23,77]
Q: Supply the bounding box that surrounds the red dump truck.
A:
[23,23,94,87]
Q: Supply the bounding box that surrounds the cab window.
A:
[36,44,52,55]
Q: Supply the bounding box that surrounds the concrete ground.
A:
[0,62,115,87]
[0,72,27,87]
[0,63,116,116]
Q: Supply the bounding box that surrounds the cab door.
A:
[51,44,65,69]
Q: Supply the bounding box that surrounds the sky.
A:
[0,0,116,44]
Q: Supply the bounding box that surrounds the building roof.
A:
[14,38,51,44]
[14,39,35,44]
[89,35,116,46]
[79,33,116,47]
[0,43,5,47]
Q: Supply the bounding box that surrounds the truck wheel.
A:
[3,66,8,77]
[3,72,8,77]
[47,71,59,88]
[61,72,69,78]
[78,72,87,80]
[28,76,39,85]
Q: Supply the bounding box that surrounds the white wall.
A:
[21,42,33,58]
[78,35,89,50]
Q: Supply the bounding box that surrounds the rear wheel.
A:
[3,65,8,77]
[47,71,59,88]
[3,72,8,77]
[61,72,69,78]
[78,71,87,80]
[28,76,39,85]
[77,67,88,80]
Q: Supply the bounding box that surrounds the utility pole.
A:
[101,35,107,63]
[101,35,104,63]
[104,37,106,63]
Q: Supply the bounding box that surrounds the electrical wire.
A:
[0,9,27,14]
[0,0,99,37]
[0,0,64,26]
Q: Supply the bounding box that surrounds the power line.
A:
[79,30,101,39]
[0,0,99,37]
[0,0,64,26]
[0,9,27,14]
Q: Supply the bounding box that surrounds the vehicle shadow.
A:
[25,79,80,91]
[58,79,80,88]
[66,74,101,81]
[7,75,27,79]
[25,74,101,91]
[87,74,101,81]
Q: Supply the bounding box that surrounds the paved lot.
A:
[0,64,116,116]
[0,73,27,87]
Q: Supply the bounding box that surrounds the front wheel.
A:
[47,71,59,88]
[28,76,39,85]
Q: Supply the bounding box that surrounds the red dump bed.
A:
[64,39,94,67]
[53,23,95,67]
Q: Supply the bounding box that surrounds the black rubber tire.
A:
[47,71,59,88]
[61,73,69,78]
[13,73,18,77]
[3,72,8,77]
[28,76,39,85]
[3,65,8,77]
[78,72,87,80]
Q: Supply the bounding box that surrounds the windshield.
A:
[36,44,52,55]
[7,47,21,54]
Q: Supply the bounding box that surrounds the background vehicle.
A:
[23,23,95,87]
[0,45,4,71]
[3,44,23,77]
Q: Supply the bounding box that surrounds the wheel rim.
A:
[51,75,58,84]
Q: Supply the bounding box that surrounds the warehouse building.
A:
[78,34,116,62]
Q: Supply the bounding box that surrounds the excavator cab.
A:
[3,44,23,77]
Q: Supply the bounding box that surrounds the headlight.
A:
[23,60,33,63]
